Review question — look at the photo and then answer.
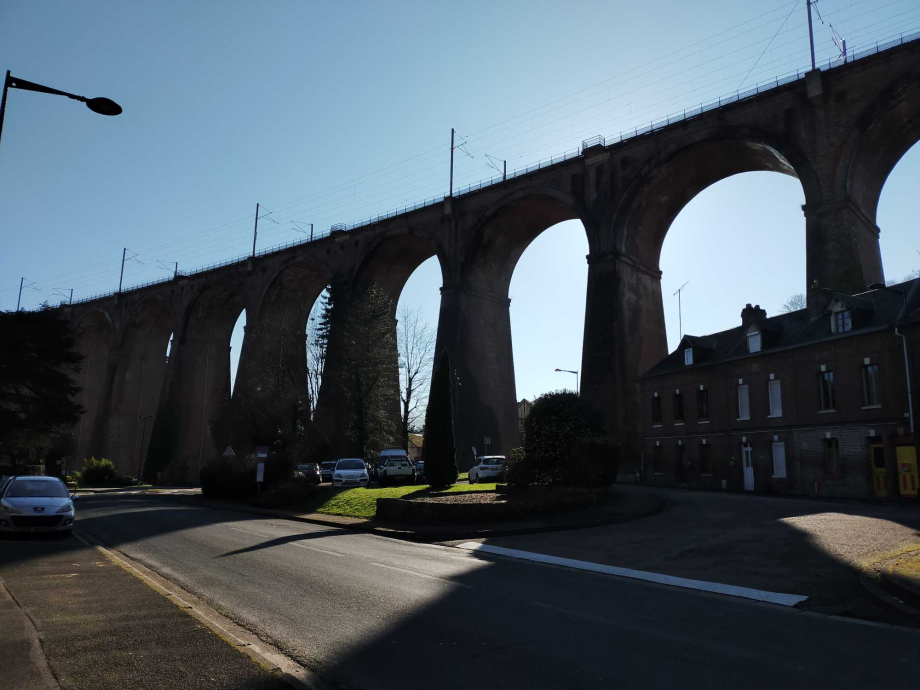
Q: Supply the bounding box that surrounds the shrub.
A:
[79,457,118,486]
[199,454,292,500]
[519,392,616,488]
[421,351,457,488]
[504,447,534,488]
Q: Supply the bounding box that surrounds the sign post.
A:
[484,437,491,455]
[256,462,265,495]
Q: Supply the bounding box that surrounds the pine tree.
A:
[421,350,456,488]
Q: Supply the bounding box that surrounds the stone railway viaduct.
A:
[61,38,920,480]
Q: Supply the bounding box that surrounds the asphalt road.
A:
[74,494,918,690]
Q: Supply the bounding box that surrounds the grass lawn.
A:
[292,480,498,519]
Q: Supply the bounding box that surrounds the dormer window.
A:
[747,331,762,353]
[832,310,852,333]
[684,348,693,366]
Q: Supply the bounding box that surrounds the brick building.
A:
[640,280,919,500]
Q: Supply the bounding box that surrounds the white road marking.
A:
[457,543,808,607]
[228,526,345,557]
[370,562,474,589]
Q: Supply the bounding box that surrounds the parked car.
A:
[377,457,416,486]
[320,461,337,483]
[414,460,425,482]
[469,456,506,483]
[0,476,77,536]
[296,463,322,485]
[332,459,370,488]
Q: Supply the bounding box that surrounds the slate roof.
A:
[642,278,920,378]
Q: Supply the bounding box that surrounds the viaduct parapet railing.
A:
[67,29,919,307]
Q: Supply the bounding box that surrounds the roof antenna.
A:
[673,281,690,340]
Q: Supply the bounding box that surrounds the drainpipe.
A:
[894,327,914,435]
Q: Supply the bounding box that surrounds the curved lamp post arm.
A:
[1,70,122,148]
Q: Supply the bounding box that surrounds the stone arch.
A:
[843,73,920,223]
[614,128,820,268]
[71,309,116,463]
[232,257,330,430]
[458,184,593,297]
[102,297,177,475]
[352,228,446,303]
[154,280,247,482]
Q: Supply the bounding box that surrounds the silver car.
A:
[332,458,370,488]
[0,476,77,535]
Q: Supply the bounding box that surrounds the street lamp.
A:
[0,70,122,149]
[554,368,579,395]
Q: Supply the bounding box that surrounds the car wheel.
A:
[470,472,477,484]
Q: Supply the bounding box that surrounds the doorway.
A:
[742,445,754,491]
[870,444,887,498]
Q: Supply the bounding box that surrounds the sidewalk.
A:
[0,536,292,690]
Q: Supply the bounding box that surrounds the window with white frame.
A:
[832,310,852,333]
[684,348,693,366]
[747,331,762,353]
[818,370,835,411]
[768,379,782,417]
[737,384,750,420]
[862,364,880,407]
[772,441,787,478]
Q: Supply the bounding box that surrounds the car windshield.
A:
[302,464,318,471]
[336,460,365,471]
[482,458,504,466]
[6,479,69,498]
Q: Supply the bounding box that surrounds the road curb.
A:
[879,552,920,608]
[144,489,666,542]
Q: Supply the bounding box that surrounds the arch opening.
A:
[659,171,807,352]
[509,220,589,404]
[877,141,920,284]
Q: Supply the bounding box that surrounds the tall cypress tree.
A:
[421,350,457,488]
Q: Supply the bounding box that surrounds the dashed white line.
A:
[228,526,345,557]
[370,562,474,589]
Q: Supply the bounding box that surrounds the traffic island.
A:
[376,486,610,523]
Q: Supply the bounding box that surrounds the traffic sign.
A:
[223,446,235,458]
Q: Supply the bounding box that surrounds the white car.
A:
[0,476,77,535]
[469,456,506,483]
[377,458,416,486]
[332,458,370,488]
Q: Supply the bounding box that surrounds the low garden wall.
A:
[376,487,613,523]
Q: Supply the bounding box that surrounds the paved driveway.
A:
[467,486,920,625]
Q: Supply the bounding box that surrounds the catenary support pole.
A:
[252,202,260,258]
[449,128,455,197]
[118,247,126,293]
[806,0,816,71]
[503,160,507,182]
[69,288,73,305]
[16,276,23,311]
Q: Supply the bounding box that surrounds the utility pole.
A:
[806,0,816,71]
[673,281,690,340]
[449,128,455,197]
[16,276,23,311]
[251,202,260,258]
[118,247,127,293]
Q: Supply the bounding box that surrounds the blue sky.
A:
[2,1,918,404]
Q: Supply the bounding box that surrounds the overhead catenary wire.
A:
[7,2,916,307]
